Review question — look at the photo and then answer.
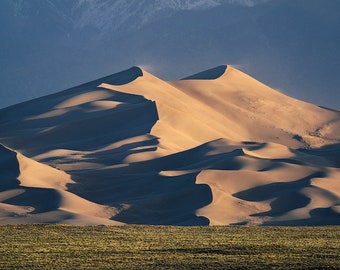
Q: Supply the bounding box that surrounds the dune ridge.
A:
[0,65,339,225]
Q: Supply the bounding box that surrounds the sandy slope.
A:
[0,144,122,225]
[0,65,339,225]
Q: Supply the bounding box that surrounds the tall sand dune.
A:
[0,65,339,225]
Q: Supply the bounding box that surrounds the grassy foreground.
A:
[0,225,339,269]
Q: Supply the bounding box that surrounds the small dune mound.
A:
[0,144,122,225]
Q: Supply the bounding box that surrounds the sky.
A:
[0,0,339,109]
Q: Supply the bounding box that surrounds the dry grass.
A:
[0,225,339,269]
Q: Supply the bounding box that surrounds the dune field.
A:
[0,65,339,225]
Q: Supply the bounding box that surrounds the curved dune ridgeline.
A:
[0,66,339,225]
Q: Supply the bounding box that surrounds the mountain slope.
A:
[0,65,339,225]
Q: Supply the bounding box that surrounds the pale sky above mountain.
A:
[50,0,272,31]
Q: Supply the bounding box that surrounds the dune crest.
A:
[0,65,339,225]
[182,65,228,80]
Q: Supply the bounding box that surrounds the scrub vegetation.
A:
[0,225,339,269]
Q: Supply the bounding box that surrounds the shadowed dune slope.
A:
[0,65,339,225]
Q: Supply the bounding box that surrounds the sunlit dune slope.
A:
[173,65,339,148]
[0,65,339,225]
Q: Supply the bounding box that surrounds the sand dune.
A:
[0,65,339,225]
[0,144,122,225]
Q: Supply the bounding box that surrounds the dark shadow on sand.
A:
[182,65,227,80]
[0,145,21,191]
[3,187,62,214]
[233,171,325,217]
